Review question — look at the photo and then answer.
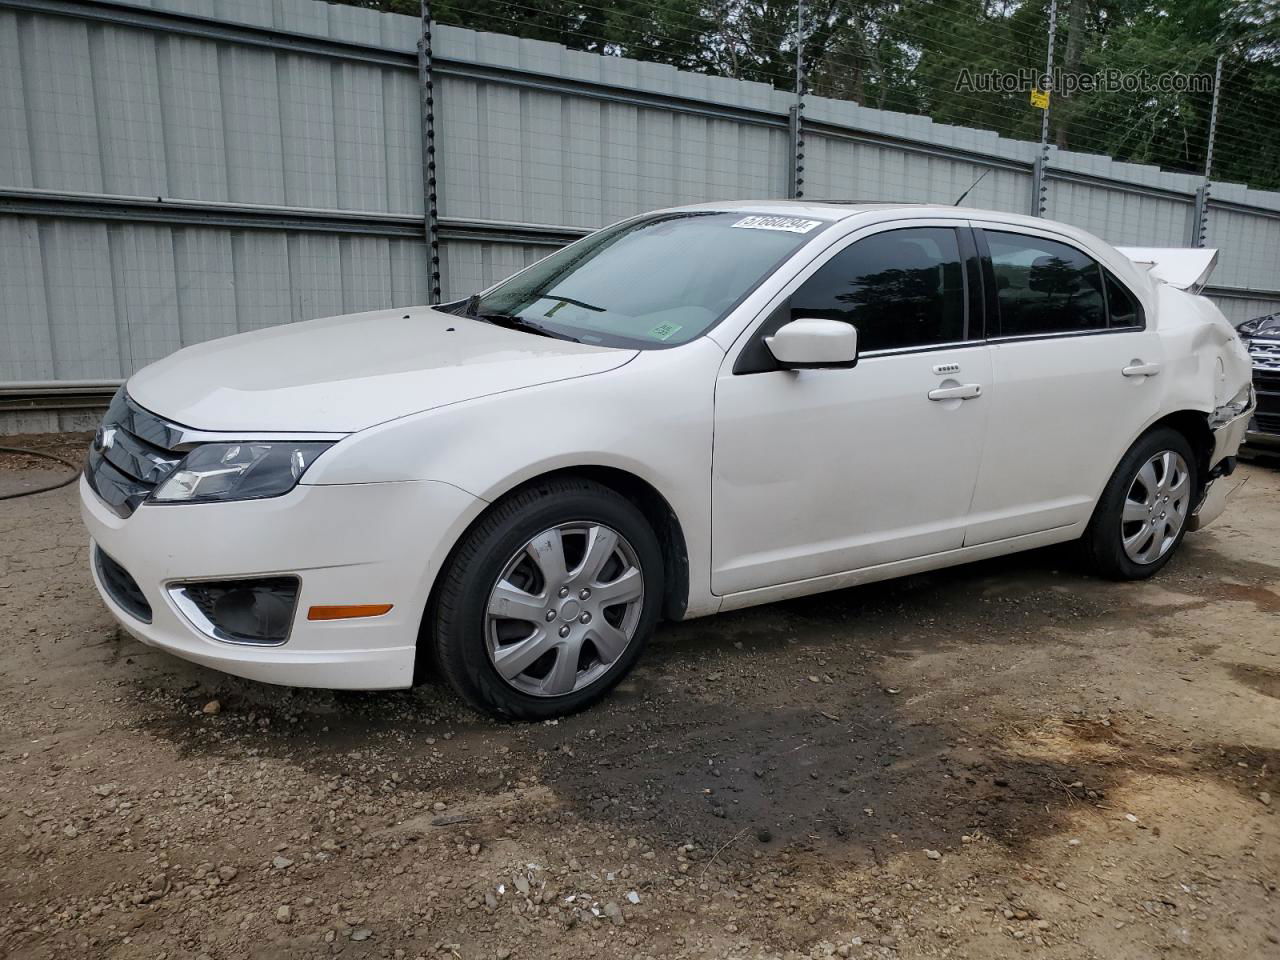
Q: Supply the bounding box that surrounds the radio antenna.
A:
[953,169,991,206]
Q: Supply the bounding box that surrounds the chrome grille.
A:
[1248,337,1280,372]
[85,391,185,518]
[1248,337,1280,437]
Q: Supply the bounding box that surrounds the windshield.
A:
[460,211,830,348]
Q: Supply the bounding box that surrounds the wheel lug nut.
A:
[558,625,571,638]
[545,610,556,621]
[579,588,591,600]
[579,612,591,624]
[558,586,569,598]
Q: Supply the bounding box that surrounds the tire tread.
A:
[428,477,661,719]
[1080,427,1198,581]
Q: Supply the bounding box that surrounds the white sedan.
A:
[80,202,1254,718]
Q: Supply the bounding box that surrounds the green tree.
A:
[335,0,1279,189]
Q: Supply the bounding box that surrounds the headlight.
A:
[152,441,333,504]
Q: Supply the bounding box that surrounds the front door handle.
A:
[1122,361,1161,378]
[928,383,982,401]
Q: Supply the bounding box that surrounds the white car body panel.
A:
[80,474,486,688]
[712,341,992,593]
[964,330,1164,544]
[128,305,636,432]
[1115,247,1219,291]
[78,201,1255,691]
[716,526,1078,612]
[710,216,994,595]
[957,210,1168,541]
[305,339,726,620]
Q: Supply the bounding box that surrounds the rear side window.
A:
[985,231,1106,336]
[1105,272,1143,328]
[789,227,967,352]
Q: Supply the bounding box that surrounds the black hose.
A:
[0,445,83,501]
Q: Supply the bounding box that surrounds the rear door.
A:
[964,224,1163,545]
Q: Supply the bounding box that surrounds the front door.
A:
[711,223,992,596]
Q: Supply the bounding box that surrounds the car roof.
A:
[663,199,914,221]
[665,199,1050,227]
[660,199,1151,299]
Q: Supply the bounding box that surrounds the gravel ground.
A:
[1,433,1277,960]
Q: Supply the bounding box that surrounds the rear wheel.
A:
[429,478,663,719]
[1081,427,1198,580]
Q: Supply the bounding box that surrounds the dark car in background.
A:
[1237,313,1280,451]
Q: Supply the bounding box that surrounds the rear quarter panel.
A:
[1153,285,1253,427]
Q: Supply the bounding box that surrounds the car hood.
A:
[127,306,637,432]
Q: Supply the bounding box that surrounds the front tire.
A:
[1081,427,1198,580]
[428,477,663,719]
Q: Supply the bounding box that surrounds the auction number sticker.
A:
[732,215,823,234]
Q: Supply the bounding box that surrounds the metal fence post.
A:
[1191,55,1223,248]
[1031,0,1057,216]
[1188,184,1210,247]
[788,0,806,199]
[418,0,442,303]
[1030,154,1048,217]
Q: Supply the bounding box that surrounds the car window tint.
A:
[985,231,1106,336]
[1105,271,1142,328]
[789,227,966,352]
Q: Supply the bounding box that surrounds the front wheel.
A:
[1081,427,1198,580]
[428,478,663,719]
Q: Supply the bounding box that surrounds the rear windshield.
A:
[463,212,831,348]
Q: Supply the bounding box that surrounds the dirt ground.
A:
[1,432,1277,960]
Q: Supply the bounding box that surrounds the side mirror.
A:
[764,318,858,369]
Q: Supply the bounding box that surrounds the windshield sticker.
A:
[732,215,823,234]
[647,321,682,341]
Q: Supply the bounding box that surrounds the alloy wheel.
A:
[484,522,645,697]
[1120,450,1191,565]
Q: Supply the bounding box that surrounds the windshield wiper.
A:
[470,311,581,343]
[459,292,583,342]
[541,292,605,313]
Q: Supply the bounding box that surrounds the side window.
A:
[1105,271,1143,328]
[790,227,967,352]
[985,231,1106,336]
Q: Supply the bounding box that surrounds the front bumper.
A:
[80,475,482,689]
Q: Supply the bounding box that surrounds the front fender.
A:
[303,338,725,619]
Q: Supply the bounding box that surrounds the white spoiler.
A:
[1114,246,1218,293]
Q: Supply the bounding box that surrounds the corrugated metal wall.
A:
[2,0,1279,433]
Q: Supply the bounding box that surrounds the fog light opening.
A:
[170,576,300,646]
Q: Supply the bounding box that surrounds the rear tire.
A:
[428,477,663,720]
[1081,427,1198,580]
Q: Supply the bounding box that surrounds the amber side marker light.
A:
[307,604,394,621]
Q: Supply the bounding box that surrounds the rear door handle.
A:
[1122,361,1161,378]
[928,383,982,401]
